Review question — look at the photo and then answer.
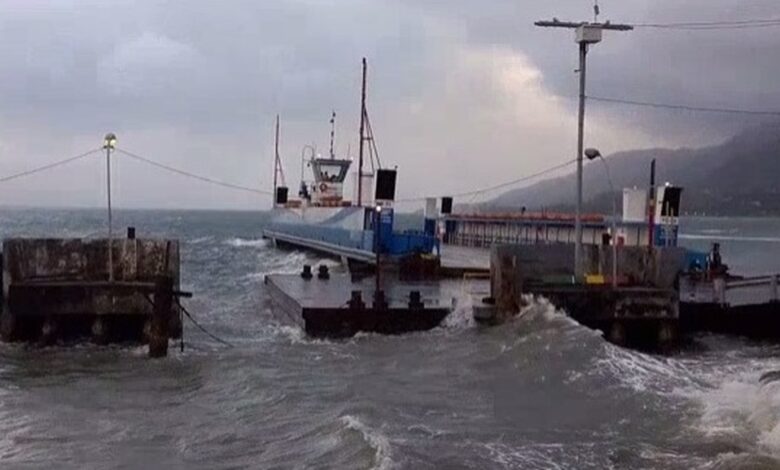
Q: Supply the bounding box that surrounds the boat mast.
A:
[273,114,280,207]
[357,58,367,207]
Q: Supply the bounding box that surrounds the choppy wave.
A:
[339,415,394,470]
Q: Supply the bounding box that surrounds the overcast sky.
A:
[0,0,777,210]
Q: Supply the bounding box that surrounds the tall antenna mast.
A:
[273,115,284,207]
[535,13,632,280]
[329,111,336,159]
[357,58,367,207]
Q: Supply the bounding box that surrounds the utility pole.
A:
[357,58,367,207]
[103,133,117,282]
[534,17,632,280]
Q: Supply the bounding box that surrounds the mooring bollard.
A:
[149,277,173,358]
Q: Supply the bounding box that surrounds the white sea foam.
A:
[441,287,475,329]
[690,368,780,459]
[483,442,601,469]
[340,415,394,470]
[593,342,699,394]
[225,237,268,248]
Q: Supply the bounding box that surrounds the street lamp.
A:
[103,133,117,282]
[585,148,618,289]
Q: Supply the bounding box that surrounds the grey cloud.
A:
[0,0,777,209]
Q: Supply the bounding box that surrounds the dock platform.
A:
[264,271,452,338]
[680,274,780,340]
[264,228,490,278]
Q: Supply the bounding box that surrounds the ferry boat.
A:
[262,59,437,267]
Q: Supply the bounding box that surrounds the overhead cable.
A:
[587,95,780,116]
[116,148,272,196]
[396,158,577,203]
[0,148,102,183]
[633,18,780,30]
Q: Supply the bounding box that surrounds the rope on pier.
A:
[176,300,234,348]
[143,293,233,349]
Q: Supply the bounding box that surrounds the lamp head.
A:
[103,133,117,150]
[375,205,382,213]
[584,148,601,160]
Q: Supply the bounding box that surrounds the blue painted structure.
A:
[264,207,437,263]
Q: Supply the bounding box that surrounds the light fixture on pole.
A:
[103,133,117,282]
[535,16,632,280]
[585,148,618,289]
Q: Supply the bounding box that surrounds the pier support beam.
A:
[608,321,626,346]
[492,250,521,321]
[658,320,676,347]
[40,316,58,345]
[0,314,16,342]
[149,277,173,358]
[91,317,109,345]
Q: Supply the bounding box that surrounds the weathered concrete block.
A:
[2,238,179,318]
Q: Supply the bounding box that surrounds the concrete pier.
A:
[482,243,686,348]
[0,236,188,357]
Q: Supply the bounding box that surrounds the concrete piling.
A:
[149,277,173,358]
[1,237,187,355]
[491,248,521,322]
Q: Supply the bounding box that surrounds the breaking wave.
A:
[339,415,394,470]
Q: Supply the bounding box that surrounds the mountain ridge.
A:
[489,122,780,216]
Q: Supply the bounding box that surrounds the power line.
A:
[587,95,780,116]
[116,148,272,196]
[633,18,780,30]
[396,158,577,203]
[0,148,102,183]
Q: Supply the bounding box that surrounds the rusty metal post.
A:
[149,277,173,358]
[492,248,520,321]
